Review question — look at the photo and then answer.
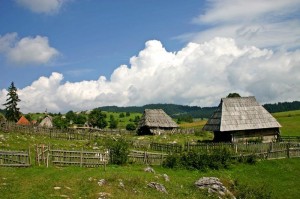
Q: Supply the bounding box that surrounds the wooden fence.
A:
[279,136,300,142]
[0,122,133,140]
[150,142,183,153]
[128,150,168,165]
[0,149,31,167]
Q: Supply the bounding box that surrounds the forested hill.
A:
[100,101,300,119]
[100,104,217,119]
[263,101,300,113]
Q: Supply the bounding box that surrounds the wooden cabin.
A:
[137,109,178,135]
[203,97,281,143]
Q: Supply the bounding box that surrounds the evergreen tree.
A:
[3,82,21,122]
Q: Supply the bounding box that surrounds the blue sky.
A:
[0,0,204,88]
[1,0,300,113]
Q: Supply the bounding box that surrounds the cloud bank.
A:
[0,33,59,65]
[1,37,299,113]
[15,0,65,14]
[179,0,300,50]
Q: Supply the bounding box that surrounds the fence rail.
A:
[129,150,168,165]
[279,136,300,142]
[0,150,31,167]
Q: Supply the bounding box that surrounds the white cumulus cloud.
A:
[0,33,59,65]
[15,0,65,14]
[1,38,299,113]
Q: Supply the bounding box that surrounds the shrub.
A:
[106,138,129,165]
[126,123,136,131]
[162,154,181,168]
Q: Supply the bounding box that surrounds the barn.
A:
[203,96,281,143]
[137,109,178,135]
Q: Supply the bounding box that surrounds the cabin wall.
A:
[214,128,280,143]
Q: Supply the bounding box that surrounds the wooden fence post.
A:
[80,148,83,167]
[287,143,290,158]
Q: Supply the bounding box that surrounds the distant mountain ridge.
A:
[99,101,300,119]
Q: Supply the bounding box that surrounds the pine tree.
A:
[3,82,21,122]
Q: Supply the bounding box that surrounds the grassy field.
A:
[0,159,299,198]
[272,110,300,136]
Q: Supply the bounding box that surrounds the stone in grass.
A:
[54,186,61,190]
[147,182,168,194]
[118,179,125,189]
[144,166,155,173]
[98,179,106,186]
[163,174,170,182]
[98,192,111,199]
[195,177,236,199]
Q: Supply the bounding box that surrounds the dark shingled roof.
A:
[203,96,281,132]
[138,109,178,128]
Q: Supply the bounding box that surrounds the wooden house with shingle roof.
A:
[137,109,178,135]
[203,96,281,143]
[39,115,53,128]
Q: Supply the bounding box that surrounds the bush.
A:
[162,148,233,170]
[162,154,181,168]
[126,123,136,131]
[106,138,129,165]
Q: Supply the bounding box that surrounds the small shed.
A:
[203,96,281,143]
[137,109,178,135]
[16,116,31,126]
[39,116,53,128]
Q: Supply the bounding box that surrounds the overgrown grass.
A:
[0,159,299,198]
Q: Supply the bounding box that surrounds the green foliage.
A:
[52,116,68,129]
[227,93,241,98]
[126,112,130,117]
[163,148,233,170]
[0,113,6,122]
[133,115,140,125]
[106,138,129,165]
[3,82,21,122]
[24,114,32,122]
[109,114,118,129]
[125,123,136,131]
[234,181,272,199]
[88,109,107,128]
[177,115,193,123]
[119,112,125,118]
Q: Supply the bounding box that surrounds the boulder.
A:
[195,177,235,199]
[147,182,168,194]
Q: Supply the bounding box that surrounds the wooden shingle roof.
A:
[138,109,178,128]
[203,97,281,132]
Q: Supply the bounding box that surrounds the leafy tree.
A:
[24,114,32,122]
[75,114,87,125]
[126,112,130,117]
[126,123,136,131]
[66,110,76,123]
[88,109,107,128]
[227,93,241,98]
[109,114,118,129]
[119,112,125,118]
[134,115,140,125]
[53,116,68,129]
[3,82,21,122]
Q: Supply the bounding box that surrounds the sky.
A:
[0,0,300,113]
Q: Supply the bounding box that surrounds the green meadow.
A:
[0,110,300,198]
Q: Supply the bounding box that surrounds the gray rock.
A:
[98,179,106,186]
[195,177,235,199]
[144,166,155,173]
[163,174,170,182]
[147,182,168,194]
